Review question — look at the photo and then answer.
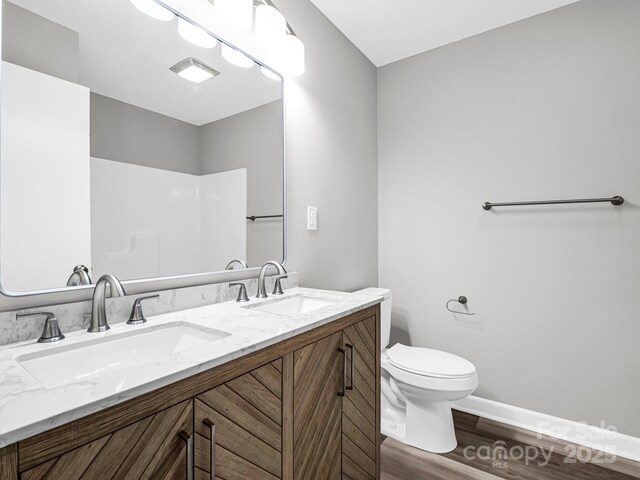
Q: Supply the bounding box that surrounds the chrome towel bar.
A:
[482,196,624,211]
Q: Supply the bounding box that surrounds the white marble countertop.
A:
[0,287,381,448]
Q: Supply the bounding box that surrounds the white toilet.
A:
[356,288,479,454]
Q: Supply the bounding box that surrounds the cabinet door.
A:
[20,400,193,480]
[194,359,283,480]
[293,331,344,480]
[342,316,378,480]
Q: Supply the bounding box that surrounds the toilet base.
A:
[404,399,457,453]
[380,348,478,455]
[381,379,459,453]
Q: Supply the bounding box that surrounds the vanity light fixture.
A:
[170,58,220,84]
[253,0,306,77]
[132,0,306,77]
[254,4,286,51]
[214,0,254,30]
[221,44,254,68]
[129,0,175,22]
[178,18,218,49]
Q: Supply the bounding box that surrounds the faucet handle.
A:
[272,275,288,296]
[229,283,249,302]
[127,295,159,325]
[16,311,65,343]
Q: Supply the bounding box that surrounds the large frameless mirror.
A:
[0,0,285,309]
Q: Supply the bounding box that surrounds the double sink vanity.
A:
[0,288,382,480]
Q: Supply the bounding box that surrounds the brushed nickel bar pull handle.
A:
[178,430,194,480]
[337,348,346,397]
[346,343,354,391]
[203,418,216,479]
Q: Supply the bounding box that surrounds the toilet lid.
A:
[386,344,476,379]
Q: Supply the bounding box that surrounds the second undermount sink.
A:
[15,322,230,389]
[248,295,338,316]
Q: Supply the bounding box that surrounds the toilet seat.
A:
[381,348,478,396]
[386,344,476,379]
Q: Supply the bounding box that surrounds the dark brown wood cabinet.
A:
[0,305,380,480]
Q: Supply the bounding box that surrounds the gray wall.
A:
[1,1,78,83]
[274,0,378,291]
[378,0,640,436]
[90,93,202,175]
[201,101,284,266]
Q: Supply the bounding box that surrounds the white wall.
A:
[0,62,91,291]
[199,169,248,272]
[91,158,246,280]
[378,0,640,437]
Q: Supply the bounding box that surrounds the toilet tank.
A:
[353,287,392,350]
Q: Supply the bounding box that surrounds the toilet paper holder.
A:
[446,296,476,316]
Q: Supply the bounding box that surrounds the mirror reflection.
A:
[0,0,284,292]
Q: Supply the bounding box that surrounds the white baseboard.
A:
[453,395,640,463]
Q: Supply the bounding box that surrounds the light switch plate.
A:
[307,206,318,230]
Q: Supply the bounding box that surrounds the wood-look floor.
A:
[381,410,640,480]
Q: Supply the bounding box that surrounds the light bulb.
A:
[130,0,175,22]
[274,34,305,77]
[221,44,254,68]
[255,5,286,51]
[214,0,253,30]
[178,18,217,49]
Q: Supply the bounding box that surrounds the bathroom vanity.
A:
[0,290,382,480]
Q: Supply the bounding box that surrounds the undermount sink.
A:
[15,322,230,389]
[248,295,337,316]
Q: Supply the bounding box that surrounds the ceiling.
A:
[309,0,582,67]
[9,0,281,126]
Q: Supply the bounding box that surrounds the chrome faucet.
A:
[256,261,287,299]
[88,274,126,333]
[226,259,248,270]
[66,264,92,286]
